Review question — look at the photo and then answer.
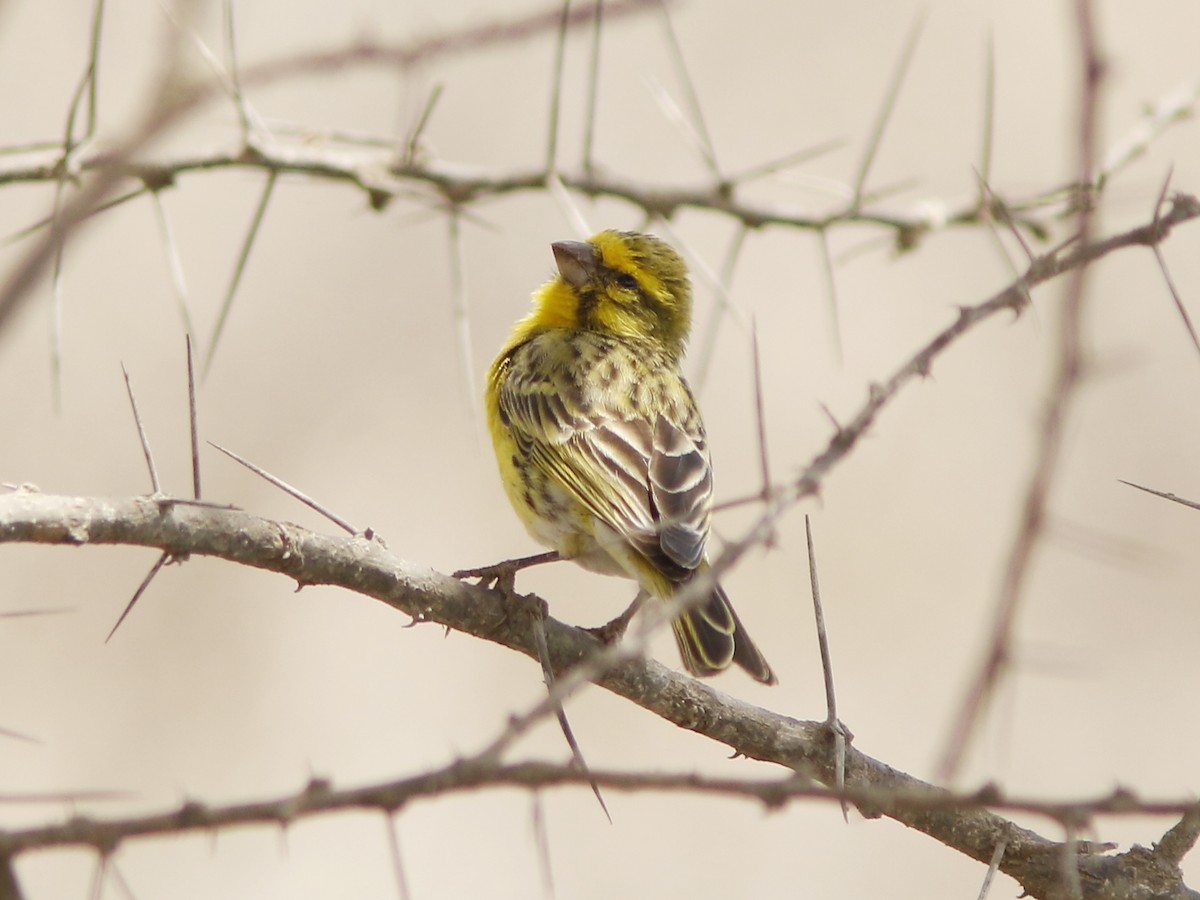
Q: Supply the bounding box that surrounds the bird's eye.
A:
[615,273,639,291]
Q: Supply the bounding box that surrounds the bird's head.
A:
[536,230,693,356]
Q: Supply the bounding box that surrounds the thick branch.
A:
[1,491,1196,899]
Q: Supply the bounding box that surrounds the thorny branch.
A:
[937,0,1106,784]
[0,0,664,335]
[3,190,1200,896]
[1,492,1197,900]
[4,2,1200,898]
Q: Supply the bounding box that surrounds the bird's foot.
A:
[453,551,561,594]
[583,592,645,644]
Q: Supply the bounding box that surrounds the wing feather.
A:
[495,337,713,584]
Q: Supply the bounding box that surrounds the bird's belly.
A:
[508,476,634,580]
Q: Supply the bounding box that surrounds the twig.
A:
[1118,479,1200,512]
[1062,820,1083,900]
[936,0,1107,784]
[207,442,359,534]
[1149,169,1200,359]
[529,611,612,822]
[186,336,202,500]
[692,224,747,392]
[544,0,572,174]
[581,0,603,177]
[547,170,592,238]
[447,209,479,429]
[750,321,772,502]
[383,814,412,900]
[223,0,252,137]
[204,169,278,378]
[86,845,106,900]
[655,0,719,181]
[978,33,995,202]
[531,792,556,899]
[1100,76,1200,188]
[121,364,160,494]
[0,725,38,745]
[977,840,1007,900]
[0,854,24,900]
[149,190,195,337]
[851,12,924,207]
[400,84,443,169]
[816,228,843,362]
[105,551,169,642]
[805,516,846,820]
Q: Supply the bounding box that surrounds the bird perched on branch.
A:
[484,229,775,684]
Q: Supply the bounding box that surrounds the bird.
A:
[484,229,775,684]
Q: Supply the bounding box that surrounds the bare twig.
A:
[400,84,443,169]
[581,0,604,177]
[1100,77,1200,188]
[1,2,663,340]
[750,322,772,500]
[447,209,479,428]
[223,0,252,137]
[692,224,747,392]
[105,550,169,642]
[186,336,202,500]
[531,793,556,899]
[805,517,838,727]
[804,516,846,820]
[978,840,1007,900]
[544,0,572,173]
[655,0,719,181]
[0,853,24,900]
[207,441,359,534]
[45,0,107,417]
[852,13,924,207]
[548,170,592,238]
[529,611,612,822]
[204,169,278,377]
[383,814,412,900]
[48,163,79,410]
[87,852,106,900]
[121,364,160,494]
[1149,170,1200,359]
[0,725,38,745]
[149,190,195,336]
[82,0,106,139]
[816,228,843,361]
[1118,479,1200,512]
[936,0,1107,784]
[978,34,996,202]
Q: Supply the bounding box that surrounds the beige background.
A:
[2,0,1199,897]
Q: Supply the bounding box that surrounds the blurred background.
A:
[2,0,1199,897]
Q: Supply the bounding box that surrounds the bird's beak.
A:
[551,240,598,288]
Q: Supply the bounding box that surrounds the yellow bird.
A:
[485,229,775,684]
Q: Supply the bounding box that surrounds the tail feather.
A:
[671,584,775,684]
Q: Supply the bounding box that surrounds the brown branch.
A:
[1,192,1197,898]
[0,139,1048,241]
[2,757,1199,859]
[783,191,1200,508]
[1,492,1198,899]
[936,0,1106,784]
[0,0,663,337]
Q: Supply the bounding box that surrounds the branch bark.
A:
[1,490,1196,900]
